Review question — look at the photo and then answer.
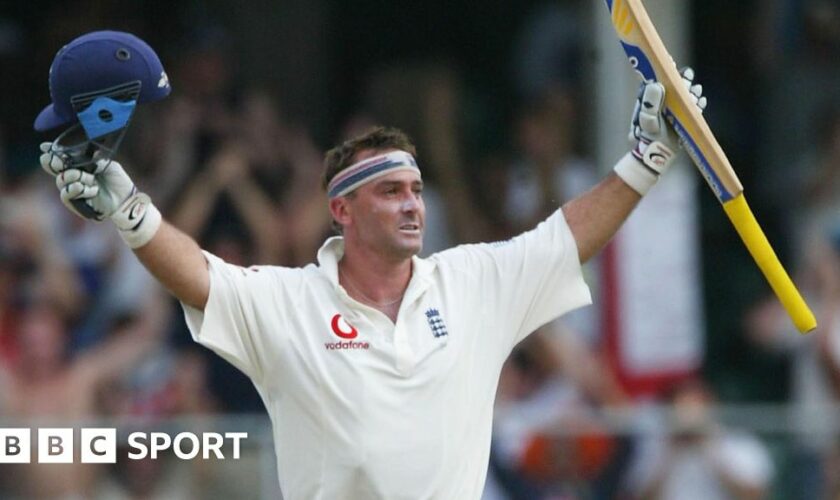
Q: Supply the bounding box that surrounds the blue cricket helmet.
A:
[34,30,171,132]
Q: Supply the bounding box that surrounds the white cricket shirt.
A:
[181,208,591,499]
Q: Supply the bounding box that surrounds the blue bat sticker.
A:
[620,41,656,82]
[664,110,731,201]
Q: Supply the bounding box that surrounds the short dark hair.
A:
[321,126,418,192]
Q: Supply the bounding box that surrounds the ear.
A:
[329,196,352,228]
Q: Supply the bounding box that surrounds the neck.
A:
[339,246,413,306]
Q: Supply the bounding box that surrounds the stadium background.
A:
[1,0,840,498]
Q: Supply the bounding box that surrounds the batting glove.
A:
[615,67,706,196]
[40,142,162,248]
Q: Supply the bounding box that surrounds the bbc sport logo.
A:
[0,428,247,463]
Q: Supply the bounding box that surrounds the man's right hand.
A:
[39,142,162,249]
[40,142,137,222]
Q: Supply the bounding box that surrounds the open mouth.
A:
[399,223,421,233]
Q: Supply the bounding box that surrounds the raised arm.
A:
[40,144,210,310]
[134,221,209,309]
[563,173,640,263]
[212,145,286,264]
[565,71,706,263]
[167,159,225,239]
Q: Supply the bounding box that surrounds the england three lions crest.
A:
[425,308,448,338]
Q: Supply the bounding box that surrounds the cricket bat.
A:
[605,0,817,333]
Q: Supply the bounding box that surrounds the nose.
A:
[401,191,421,213]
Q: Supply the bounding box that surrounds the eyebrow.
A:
[375,179,424,190]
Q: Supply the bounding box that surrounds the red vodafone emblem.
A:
[331,314,358,339]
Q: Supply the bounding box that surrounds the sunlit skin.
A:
[328,149,425,317]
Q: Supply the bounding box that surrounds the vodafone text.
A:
[0,428,247,463]
[324,340,370,350]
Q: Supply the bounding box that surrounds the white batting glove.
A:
[615,67,707,196]
[40,142,162,248]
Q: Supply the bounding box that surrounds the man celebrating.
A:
[37,30,704,500]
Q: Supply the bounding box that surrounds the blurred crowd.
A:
[2,0,840,499]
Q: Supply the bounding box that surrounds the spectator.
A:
[626,379,774,500]
[501,88,601,343]
[503,89,595,235]
[0,295,167,499]
[491,326,629,499]
[790,108,840,263]
[93,349,219,500]
[241,89,329,266]
[0,177,85,321]
[0,155,155,350]
[746,107,840,499]
[746,223,840,499]
[169,139,281,264]
[511,2,585,103]
[169,86,329,267]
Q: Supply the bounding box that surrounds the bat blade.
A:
[605,0,817,333]
[606,0,741,202]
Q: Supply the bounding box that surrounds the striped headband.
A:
[327,150,421,198]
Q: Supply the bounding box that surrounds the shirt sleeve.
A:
[493,209,591,346]
[439,208,592,352]
[180,251,269,382]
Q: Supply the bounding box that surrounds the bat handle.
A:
[722,194,817,333]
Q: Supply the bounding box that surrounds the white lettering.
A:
[226,432,247,459]
[150,432,171,459]
[4,429,247,462]
[127,432,147,459]
[173,433,199,460]
[203,432,224,459]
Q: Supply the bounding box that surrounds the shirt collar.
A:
[316,236,345,285]
[316,236,436,297]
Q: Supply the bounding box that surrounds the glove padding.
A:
[39,142,162,248]
[40,142,137,221]
[616,67,706,195]
[629,67,707,167]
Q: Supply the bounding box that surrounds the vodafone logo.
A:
[331,314,358,339]
[326,314,369,351]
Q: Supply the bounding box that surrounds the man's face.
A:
[335,151,425,260]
